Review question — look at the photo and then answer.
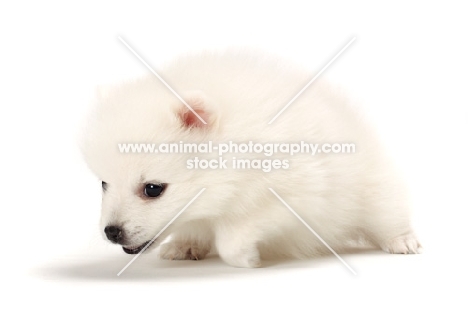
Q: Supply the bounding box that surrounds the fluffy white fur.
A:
[81,50,420,268]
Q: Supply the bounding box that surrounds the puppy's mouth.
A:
[122,241,151,254]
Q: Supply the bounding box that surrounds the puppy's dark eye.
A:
[144,183,166,198]
[102,181,107,191]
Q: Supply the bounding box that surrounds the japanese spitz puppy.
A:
[81,50,420,268]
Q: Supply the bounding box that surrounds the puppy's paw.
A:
[381,233,422,254]
[159,242,209,261]
[219,247,262,268]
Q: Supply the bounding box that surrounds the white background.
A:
[1,1,467,310]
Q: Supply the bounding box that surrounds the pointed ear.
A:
[177,91,217,129]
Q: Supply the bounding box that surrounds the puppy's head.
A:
[80,77,220,253]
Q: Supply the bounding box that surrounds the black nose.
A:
[104,226,123,243]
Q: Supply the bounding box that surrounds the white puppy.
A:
[81,50,420,268]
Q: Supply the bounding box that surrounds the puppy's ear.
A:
[177,91,218,130]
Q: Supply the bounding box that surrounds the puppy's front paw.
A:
[218,246,262,268]
[381,233,422,254]
[159,241,209,261]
